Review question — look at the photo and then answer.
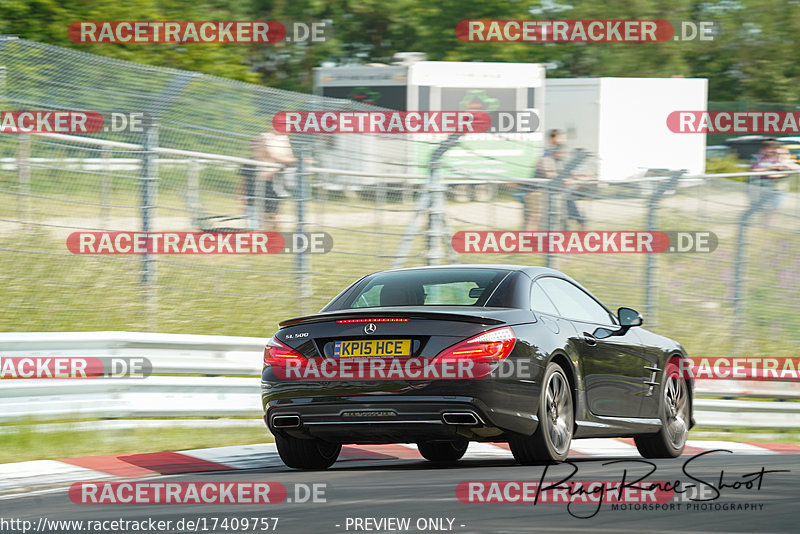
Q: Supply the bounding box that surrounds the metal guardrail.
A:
[0,332,265,423]
[0,332,797,428]
[25,131,800,184]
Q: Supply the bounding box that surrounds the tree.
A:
[0,0,260,82]
[3,0,800,103]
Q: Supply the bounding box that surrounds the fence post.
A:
[374,177,385,239]
[426,163,446,266]
[393,178,432,268]
[393,133,461,268]
[543,175,558,269]
[100,147,112,228]
[544,150,591,268]
[140,119,158,328]
[643,170,685,326]
[137,71,195,329]
[186,159,201,228]
[17,134,30,229]
[428,134,461,266]
[731,187,770,355]
[295,140,312,316]
[488,180,497,229]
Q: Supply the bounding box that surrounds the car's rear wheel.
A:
[510,362,573,465]
[274,434,341,470]
[635,360,689,458]
[417,439,469,463]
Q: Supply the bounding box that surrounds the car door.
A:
[535,277,651,418]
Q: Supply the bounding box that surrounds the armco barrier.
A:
[0,331,265,423]
[0,332,798,428]
[0,331,265,376]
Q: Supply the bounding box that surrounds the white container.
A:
[545,77,708,181]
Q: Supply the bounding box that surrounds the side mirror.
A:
[591,309,642,340]
[617,307,643,327]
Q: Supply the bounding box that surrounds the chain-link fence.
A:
[1,38,799,361]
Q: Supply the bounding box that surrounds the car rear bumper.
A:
[264,395,535,444]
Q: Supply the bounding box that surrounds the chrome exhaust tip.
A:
[441,411,480,426]
[272,415,301,429]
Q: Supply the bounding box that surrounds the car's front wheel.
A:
[509,362,573,464]
[634,360,690,458]
[417,439,469,463]
[275,434,341,470]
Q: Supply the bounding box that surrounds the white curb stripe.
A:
[685,440,779,454]
[178,443,282,469]
[464,442,513,458]
[0,460,113,492]
[568,438,641,456]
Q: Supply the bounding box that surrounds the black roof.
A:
[382,264,567,278]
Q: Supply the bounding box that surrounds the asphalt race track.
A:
[4,452,797,534]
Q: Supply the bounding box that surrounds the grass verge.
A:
[0,423,274,464]
[689,428,800,445]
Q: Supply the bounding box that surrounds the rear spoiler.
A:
[279,309,505,328]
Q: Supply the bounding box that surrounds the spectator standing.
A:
[750,140,799,222]
[522,129,564,231]
[239,129,297,231]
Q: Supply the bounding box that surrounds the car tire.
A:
[417,439,469,463]
[509,362,574,465]
[274,434,341,470]
[635,360,690,458]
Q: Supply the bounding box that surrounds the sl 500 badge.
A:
[285,332,309,339]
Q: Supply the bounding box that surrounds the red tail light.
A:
[264,337,307,367]
[434,326,516,363]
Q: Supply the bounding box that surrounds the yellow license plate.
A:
[335,339,411,358]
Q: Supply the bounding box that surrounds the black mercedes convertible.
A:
[262,265,693,469]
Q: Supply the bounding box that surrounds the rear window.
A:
[336,268,510,309]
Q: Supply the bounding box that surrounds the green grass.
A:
[1,175,798,358]
[705,154,747,175]
[0,423,274,464]
[690,428,800,445]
